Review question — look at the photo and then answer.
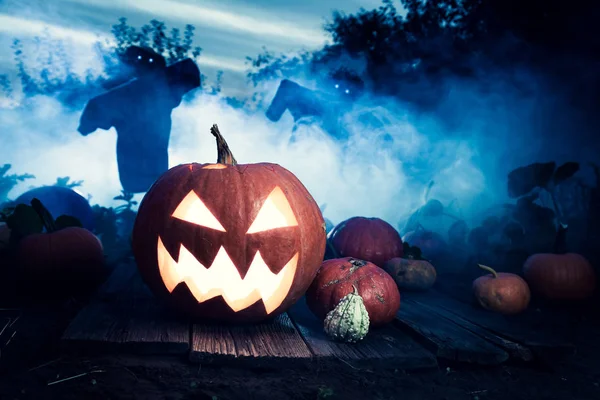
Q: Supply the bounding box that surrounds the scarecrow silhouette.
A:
[78,46,201,193]
[265,68,365,140]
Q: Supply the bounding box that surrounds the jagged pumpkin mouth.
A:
[156,184,300,313]
[157,239,298,313]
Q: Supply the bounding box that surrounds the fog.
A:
[0,8,594,233]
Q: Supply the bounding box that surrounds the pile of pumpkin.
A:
[0,197,107,303]
[471,224,597,316]
[304,216,437,343]
[307,216,597,344]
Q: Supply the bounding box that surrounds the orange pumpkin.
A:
[473,264,530,315]
[132,125,326,323]
[306,257,401,327]
[383,244,436,291]
[523,253,596,300]
[17,226,106,298]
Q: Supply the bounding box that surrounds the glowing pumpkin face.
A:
[132,162,327,323]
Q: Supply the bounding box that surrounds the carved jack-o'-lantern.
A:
[132,125,327,323]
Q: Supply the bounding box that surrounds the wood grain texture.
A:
[288,297,437,370]
[62,262,189,355]
[396,299,509,365]
[405,297,533,361]
[407,290,575,359]
[190,312,312,368]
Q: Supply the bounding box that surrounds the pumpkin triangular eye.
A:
[247,186,298,234]
[172,191,226,232]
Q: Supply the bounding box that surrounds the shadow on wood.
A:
[61,297,190,356]
[403,290,575,362]
[190,312,312,368]
[62,261,189,356]
[288,297,437,371]
[396,299,509,365]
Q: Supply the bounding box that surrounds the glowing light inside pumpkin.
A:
[158,185,301,313]
[202,164,227,170]
[157,239,298,313]
[172,191,226,231]
[247,186,298,233]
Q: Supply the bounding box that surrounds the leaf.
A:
[5,203,43,239]
[55,215,83,230]
[553,162,579,185]
[507,162,556,198]
[402,241,424,260]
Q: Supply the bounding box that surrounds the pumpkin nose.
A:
[221,232,254,280]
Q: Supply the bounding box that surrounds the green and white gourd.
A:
[323,285,370,343]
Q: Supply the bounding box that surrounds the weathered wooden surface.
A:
[190,312,313,368]
[403,290,575,360]
[61,260,575,368]
[62,261,189,355]
[396,299,510,365]
[288,297,438,370]
[406,297,533,362]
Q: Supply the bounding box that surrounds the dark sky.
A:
[0,0,389,96]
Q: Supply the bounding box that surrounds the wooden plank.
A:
[287,297,438,370]
[190,312,312,368]
[396,300,509,365]
[61,301,125,351]
[62,262,190,355]
[403,298,533,362]
[62,297,190,355]
[406,290,575,358]
[119,298,190,354]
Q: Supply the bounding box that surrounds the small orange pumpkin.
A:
[473,264,530,315]
[523,224,596,301]
[383,243,436,291]
[523,253,596,300]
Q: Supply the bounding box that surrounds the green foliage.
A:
[3,203,43,241]
[0,74,12,98]
[9,18,205,107]
[246,47,313,87]
[91,190,140,265]
[0,164,35,204]
[54,176,83,189]
[246,0,600,109]
[113,189,137,212]
[110,18,202,64]
[0,198,83,250]
[92,205,119,246]
[507,161,580,224]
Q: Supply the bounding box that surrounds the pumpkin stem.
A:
[553,223,569,254]
[30,198,57,233]
[348,258,367,273]
[348,258,367,267]
[477,264,498,279]
[210,124,237,165]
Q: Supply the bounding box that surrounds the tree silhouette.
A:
[7,18,205,107]
[247,0,600,111]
